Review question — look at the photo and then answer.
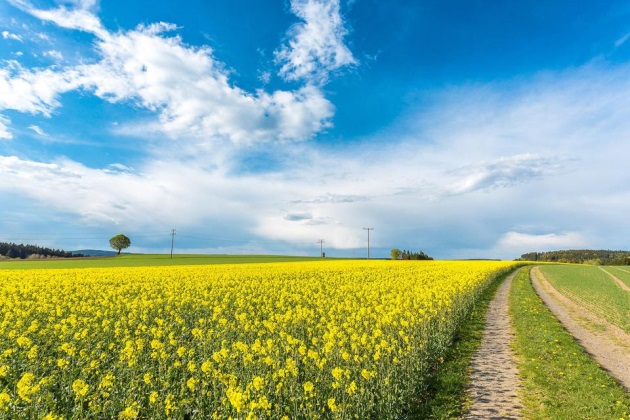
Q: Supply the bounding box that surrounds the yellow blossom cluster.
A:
[0,260,517,418]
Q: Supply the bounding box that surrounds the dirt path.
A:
[465,269,523,419]
[530,266,630,391]
[599,267,630,292]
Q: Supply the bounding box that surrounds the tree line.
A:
[518,249,630,265]
[390,248,433,260]
[0,242,84,260]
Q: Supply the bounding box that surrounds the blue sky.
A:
[1,0,630,259]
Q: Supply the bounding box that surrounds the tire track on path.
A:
[599,266,630,292]
[530,266,630,391]
[465,269,523,419]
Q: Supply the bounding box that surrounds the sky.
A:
[1,0,630,259]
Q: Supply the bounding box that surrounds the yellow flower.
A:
[118,404,139,419]
[149,391,159,404]
[331,367,343,380]
[303,381,314,393]
[226,386,246,413]
[17,372,40,402]
[186,377,198,392]
[327,397,339,412]
[0,392,10,411]
[252,376,265,391]
[72,379,89,398]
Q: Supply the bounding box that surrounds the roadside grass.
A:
[539,265,630,333]
[510,268,630,419]
[408,268,517,418]
[0,253,336,269]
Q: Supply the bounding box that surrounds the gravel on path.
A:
[465,269,523,419]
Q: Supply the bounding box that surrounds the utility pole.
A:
[363,228,374,259]
[170,229,176,259]
[317,239,325,257]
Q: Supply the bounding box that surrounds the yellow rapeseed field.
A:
[0,260,518,419]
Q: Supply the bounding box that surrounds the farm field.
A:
[0,260,517,419]
[510,268,630,419]
[0,254,331,270]
[606,266,630,288]
[538,265,630,333]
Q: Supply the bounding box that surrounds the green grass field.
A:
[0,254,334,270]
[510,268,630,419]
[606,266,630,288]
[538,265,630,333]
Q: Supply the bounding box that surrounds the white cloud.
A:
[10,0,106,36]
[28,124,46,136]
[2,30,23,42]
[0,60,81,116]
[615,32,630,48]
[445,153,569,195]
[43,49,63,60]
[495,232,589,255]
[275,0,356,84]
[1,4,336,144]
[59,0,99,12]
[0,115,12,139]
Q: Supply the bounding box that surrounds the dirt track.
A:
[530,266,630,391]
[465,269,523,419]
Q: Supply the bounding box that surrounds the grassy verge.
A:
[510,267,630,419]
[409,268,518,418]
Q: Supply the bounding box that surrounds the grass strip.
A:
[510,267,630,419]
[409,268,516,418]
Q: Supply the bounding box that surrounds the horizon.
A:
[2,1,630,259]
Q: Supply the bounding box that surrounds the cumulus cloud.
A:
[0,60,81,116]
[1,3,335,143]
[275,0,356,84]
[2,30,24,42]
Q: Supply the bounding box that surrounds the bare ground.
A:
[530,266,630,391]
[465,269,523,419]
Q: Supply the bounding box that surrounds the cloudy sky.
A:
[1,0,630,259]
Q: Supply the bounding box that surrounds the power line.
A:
[170,229,176,259]
[363,227,374,259]
[317,239,325,257]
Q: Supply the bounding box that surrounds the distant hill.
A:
[72,249,122,257]
[518,249,630,265]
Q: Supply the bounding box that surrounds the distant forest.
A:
[518,250,630,265]
[0,242,84,260]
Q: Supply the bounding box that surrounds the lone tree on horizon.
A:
[109,234,131,255]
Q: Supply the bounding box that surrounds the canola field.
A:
[0,260,518,419]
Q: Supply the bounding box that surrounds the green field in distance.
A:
[0,254,337,270]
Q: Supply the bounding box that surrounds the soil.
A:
[530,266,630,391]
[465,269,523,419]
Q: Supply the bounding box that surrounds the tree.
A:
[390,248,401,260]
[109,234,131,255]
